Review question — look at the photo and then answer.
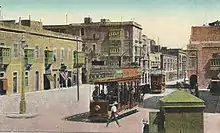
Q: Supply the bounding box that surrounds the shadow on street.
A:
[63,109,139,123]
[143,96,163,109]
[199,90,220,113]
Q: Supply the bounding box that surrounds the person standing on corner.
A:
[106,101,121,127]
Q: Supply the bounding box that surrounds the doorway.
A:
[13,72,18,93]
[35,71,39,91]
[54,74,56,89]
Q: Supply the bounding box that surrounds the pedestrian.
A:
[142,119,149,133]
[106,101,121,127]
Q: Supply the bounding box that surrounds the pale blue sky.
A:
[1,0,220,48]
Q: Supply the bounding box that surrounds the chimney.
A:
[18,17,21,25]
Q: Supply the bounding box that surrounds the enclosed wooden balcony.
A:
[73,51,85,68]
[44,49,53,67]
[0,46,11,65]
[24,48,35,65]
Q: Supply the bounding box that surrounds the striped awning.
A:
[60,72,68,80]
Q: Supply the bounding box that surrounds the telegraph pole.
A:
[19,35,27,114]
[76,37,79,101]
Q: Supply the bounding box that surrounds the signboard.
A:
[115,70,123,78]
[73,51,85,67]
[122,68,140,78]
[108,29,122,40]
[149,69,165,75]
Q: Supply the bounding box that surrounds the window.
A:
[81,28,84,36]
[35,46,39,58]
[135,46,138,54]
[93,34,96,39]
[67,48,71,60]
[61,48,64,59]
[126,30,129,38]
[189,57,197,69]
[0,72,4,77]
[53,48,57,61]
[25,71,29,86]
[92,45,96,52]
[13,72,18,93]
[13,44,18,57]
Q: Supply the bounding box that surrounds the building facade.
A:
[160,53,178,82]
[162,48,186,81]
[140,35,150,84]
[43,17,143,82]
[0,20,83,95]
[187,20,220,88]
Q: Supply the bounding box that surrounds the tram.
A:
[88,67,142,121]
[150,73,166,93]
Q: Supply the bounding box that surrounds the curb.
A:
[6,113,39,119]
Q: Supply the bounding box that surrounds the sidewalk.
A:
[0,84,93,114]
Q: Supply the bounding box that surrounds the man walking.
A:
[106,101,121,127]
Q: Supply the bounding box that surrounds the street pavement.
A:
[0,85,220,132]
[0,84,151,133]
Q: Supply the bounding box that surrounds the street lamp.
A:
[19,36,27,114]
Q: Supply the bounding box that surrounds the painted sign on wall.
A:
[108,29,122,40]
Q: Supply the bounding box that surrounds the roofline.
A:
[43,21,143,30]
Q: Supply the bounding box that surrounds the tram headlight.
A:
[95,105,101,111]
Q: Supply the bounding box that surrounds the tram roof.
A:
[94,75,141,84]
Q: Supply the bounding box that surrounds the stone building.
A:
[43,17,143,82]
[160,53,178,82]
[140,35,151,84]
[0,19,83,95]
[162,47,187,81]
[187,20,220,88]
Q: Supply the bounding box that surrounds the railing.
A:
[210,58,220,70]
[210,58,220,66]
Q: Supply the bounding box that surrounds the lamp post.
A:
[19,36,27,114]
[76,37,79,101]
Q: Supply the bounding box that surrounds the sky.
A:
[1,0,220,49]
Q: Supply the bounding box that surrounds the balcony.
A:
[0,46,11,65]
[44,49,53,67]
[73,51,85,68]
[24,48,34,65]
[210,58,220,70]
[109,46,121,56]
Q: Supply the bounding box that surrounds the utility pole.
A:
[65,14,68,24]
[19,34,27,114]
[76,37,79,101]
[0,6,2,20]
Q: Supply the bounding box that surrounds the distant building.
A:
[161,47,186,82]
[0,19,83,95]
[187,20,220,88]
[43,17,143,82]
[141,35,150,84]
[160,52,177,82]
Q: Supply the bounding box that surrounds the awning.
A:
[46,74,54,81]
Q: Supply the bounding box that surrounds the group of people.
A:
[92,86,107,101]
[91,85,150,131]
